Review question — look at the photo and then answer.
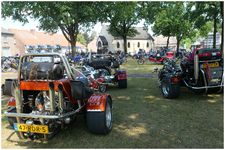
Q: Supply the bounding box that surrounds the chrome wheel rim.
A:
[105,102,112,129]
[162,80,169,97]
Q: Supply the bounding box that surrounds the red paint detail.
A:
[93,81,98,89]
[7,97,16,107]
[86,94,109,111]
[117,69,127,80]
[98,78,105,83]
[198,53,212,57]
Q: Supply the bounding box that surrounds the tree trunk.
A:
[166,36,170,49]
[213,14,217,48]
[221,2,224,57]
[123,36,127,54]
[176,39,180,53]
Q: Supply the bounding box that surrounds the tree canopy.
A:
[100,1,145,54]
[1,1,102,57]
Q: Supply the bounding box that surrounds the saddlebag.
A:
[71,78,93,100]
[198,48,221,61]
[21,62,63,80]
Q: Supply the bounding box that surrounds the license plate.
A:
[14,123,49,134]
[201,63,219,68]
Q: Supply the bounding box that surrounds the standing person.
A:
[149,49,153,57]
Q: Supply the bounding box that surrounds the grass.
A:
[1,58,224,148]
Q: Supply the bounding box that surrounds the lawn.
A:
[1,58,224,148]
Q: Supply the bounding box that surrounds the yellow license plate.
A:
[14,123,49,134]
[201,63,219,68]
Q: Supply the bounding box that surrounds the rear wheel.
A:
[161,77,180,99]
[137,59,144,65]
[87,97,112,135]
[118,79,127,88]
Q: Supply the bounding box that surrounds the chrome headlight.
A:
[53,44,61,52]
[26,44,34,53]
[44,44,52,52]
[34,44,42,53]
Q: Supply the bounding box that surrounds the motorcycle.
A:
[1,57,18,72]
[137,51,174,65]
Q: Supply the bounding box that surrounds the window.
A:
[2,47,10,56]
[14,38,16,44]
[117,42,120,48]
[3,34,7,43]
[128,42,130,48]
[147,42,149,47]
[98,41,102,48]
[137,42,140,48]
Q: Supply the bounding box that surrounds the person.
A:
[149,49,153,57]
[156,50,163,60]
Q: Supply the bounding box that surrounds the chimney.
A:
[30,29,36,37]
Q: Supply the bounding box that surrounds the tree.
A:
[100,1,144,54]
[90,30,97,42]
[77,33,86,47]
[188,2,222,48]
[1,1,102,57]
[82,32,90,49]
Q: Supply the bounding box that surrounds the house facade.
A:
[1,27,16,57]
[97,24,155,55]
[87,37,97,52]
[3,28,85,55]
[153,35,177,51]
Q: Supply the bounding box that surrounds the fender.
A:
[86,94,111,112]
[117,69,127,80]
[160,73,181,85]
[149,57,157,62]
[140,58,145,63]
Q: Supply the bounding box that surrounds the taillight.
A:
[171,77,180,83]
[198,53,212,57]
[217,52,221,56]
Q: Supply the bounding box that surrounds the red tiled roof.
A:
[9,28,85,48]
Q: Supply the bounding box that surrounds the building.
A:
[87,37,97,52]
[153,35,177,51]
[1,27,16,57]
[193,32,221,49]
[3,28,85,55]
[97,24,155,54]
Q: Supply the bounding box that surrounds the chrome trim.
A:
[4,104,85,119]
[58,84,64,115]
[200,69,208,94]
[194,52,199,84]
[49,82,55,115]
[87,109,102,112]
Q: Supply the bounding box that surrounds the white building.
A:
[97,24,155,54]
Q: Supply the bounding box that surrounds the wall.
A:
[1,33,15,56]
[14,34,26,55]
[87,37,97,52]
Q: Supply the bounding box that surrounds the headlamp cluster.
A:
[25,44,62,53]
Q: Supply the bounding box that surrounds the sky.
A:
[1,17,153,36]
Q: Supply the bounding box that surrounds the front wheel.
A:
[87,97,112,135]
[137,59,144,65]
[99,82,108,93]
[161,77,180,99]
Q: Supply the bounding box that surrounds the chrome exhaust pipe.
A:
[194,51,199,84]
[58,84,64,129]
[49,82,55,115]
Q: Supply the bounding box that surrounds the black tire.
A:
[87,97,112,135]
[118,79,127,88]
[137,59,144,65]
[162,58,168,64]
[161,77,180,99]
[7,108,17,128]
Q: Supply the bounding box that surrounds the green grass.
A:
[1,58,224,148]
